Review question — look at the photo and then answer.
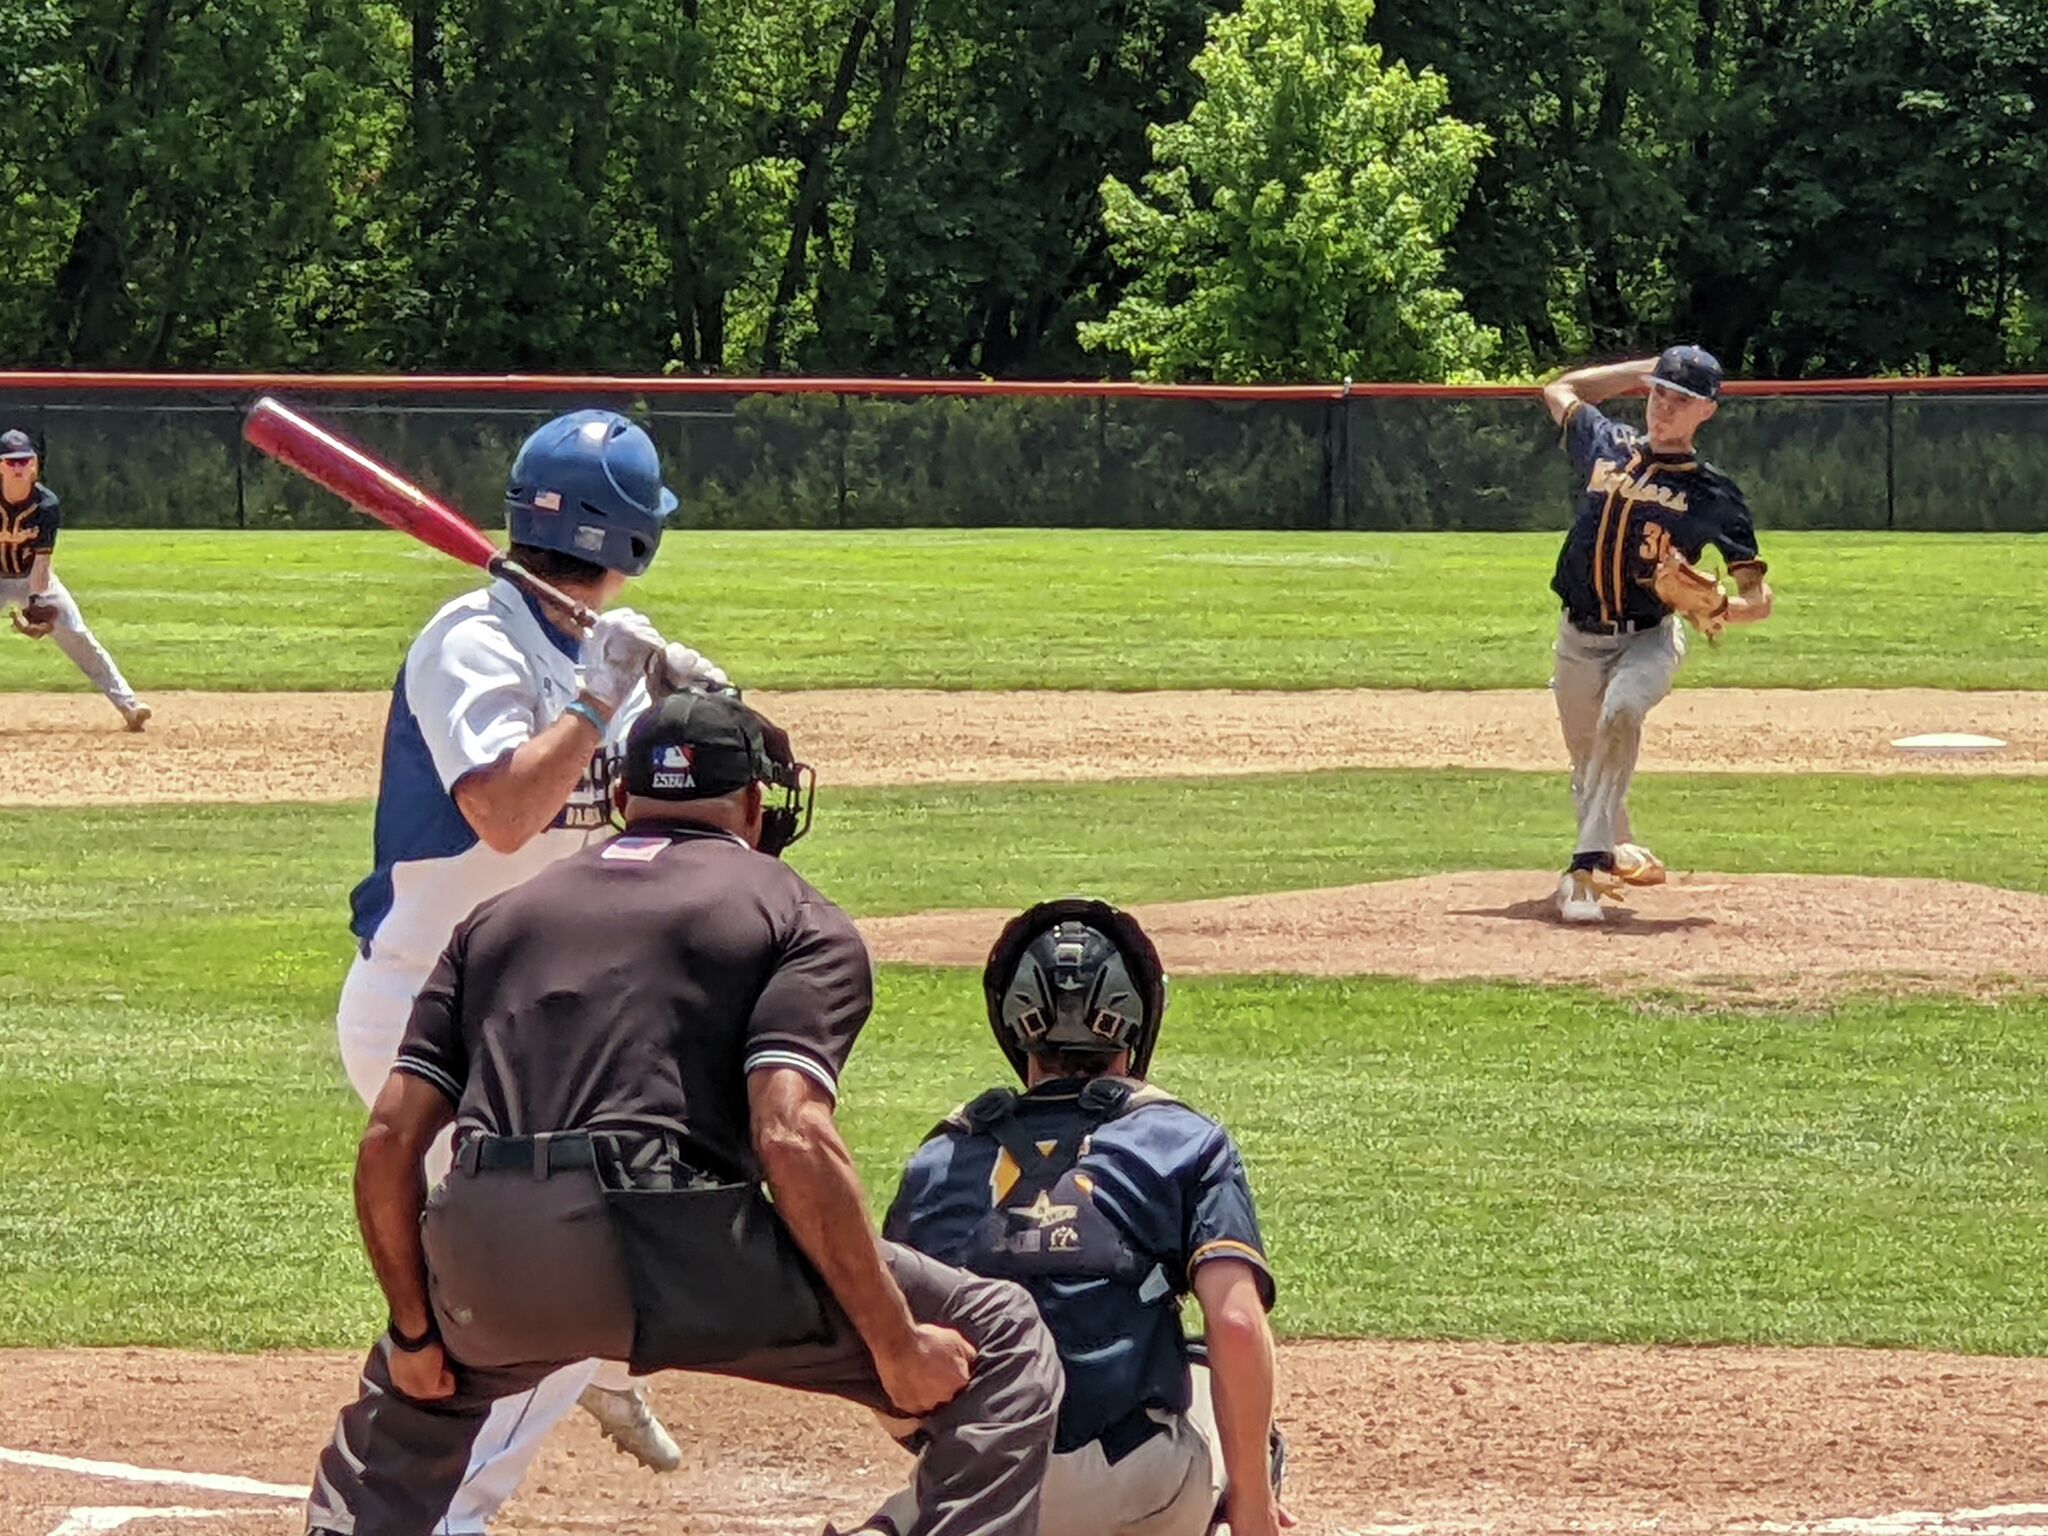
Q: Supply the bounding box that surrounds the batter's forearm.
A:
[452,697,608,853]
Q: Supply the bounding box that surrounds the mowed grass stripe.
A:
[5,967,2045,1352]
[11,529,2048,692]
[7,771,2044,954]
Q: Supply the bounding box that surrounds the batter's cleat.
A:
[1612,842,1666,887]
[119,700,152,732]
[579,1382,681,1472]
[1555,869,1606,924]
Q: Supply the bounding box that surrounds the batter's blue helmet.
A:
[505,410,677,577]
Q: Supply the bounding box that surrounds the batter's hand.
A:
[387,1337,456,1402]
[873,1323,975,1417]
[646,640,730,700]
[579,607,666,711]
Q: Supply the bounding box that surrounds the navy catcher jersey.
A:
[1550,402,1762,629]
[885,1078,1272,1453]
[0,485,60,578]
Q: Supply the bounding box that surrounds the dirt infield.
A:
[4,686,2046,806]
[3,1342,2043,1536]
[862,871,2048,1001]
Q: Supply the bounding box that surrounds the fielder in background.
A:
[309,691,1061,1536]
[1542,347,1774,924]
[0,428,152,730]
[336,409,726,1523]
[858,900,1290,1536]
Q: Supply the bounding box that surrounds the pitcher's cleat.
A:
[1555,868,1607,924]
[578,1382,682,1472]
[1612,842,1666,886]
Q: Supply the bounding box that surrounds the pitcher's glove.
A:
[1650,549,1730,638]
[11,596,57,639]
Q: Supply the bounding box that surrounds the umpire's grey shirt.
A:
[393,819,872,1178]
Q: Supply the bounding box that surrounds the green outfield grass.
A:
[6,771,2047,1352]
[7,528,2048,692]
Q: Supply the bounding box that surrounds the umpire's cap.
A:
[982,899,1169,1083]
[1645,345,1724,401]
[621,690,814,854]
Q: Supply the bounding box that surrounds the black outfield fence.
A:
[0,372,2042,533]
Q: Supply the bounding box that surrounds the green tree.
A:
[1078,0,1498,382]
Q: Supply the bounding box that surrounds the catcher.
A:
[0,429,151,730]
[853,900,1289,1536]
[1541,347,1772,923]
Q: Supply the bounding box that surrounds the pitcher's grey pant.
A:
[0,574,140,712]
[1551,614,1685,859]
[306,1163,1062,1536]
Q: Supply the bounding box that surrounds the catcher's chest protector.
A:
[944,1079,1176,1287]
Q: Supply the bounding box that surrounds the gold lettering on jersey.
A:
[1018,1190,1079,1227]
[1638,523,1674,563]
[1588,460,1690,514]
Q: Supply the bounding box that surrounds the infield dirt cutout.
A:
[4,1342,2046,1536]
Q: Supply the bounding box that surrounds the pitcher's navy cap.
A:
[1645,345,1723,401]
[0,430,37,462]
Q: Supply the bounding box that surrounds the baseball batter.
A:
[0,428,151,730]
[337,408,724,1527]
[858,901,1288,1536]
[1543,346,1773,922]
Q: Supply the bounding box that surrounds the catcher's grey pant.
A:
[1551,614,1686,859]
[306,1163,1062,1536]
[861,1368,1225,1536]
[0,573,141,712]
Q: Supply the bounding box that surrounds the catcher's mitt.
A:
[11,596,57,640]
[1649,548,1729,638]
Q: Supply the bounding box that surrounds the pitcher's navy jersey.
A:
[885,1078,1272,1453]
[1551,402,1763,629]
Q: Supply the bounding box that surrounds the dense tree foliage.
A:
[1,0,2042,380]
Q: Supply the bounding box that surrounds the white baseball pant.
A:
[0,574,141,713]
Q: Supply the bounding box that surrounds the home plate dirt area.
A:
[3,1344,2046,1536]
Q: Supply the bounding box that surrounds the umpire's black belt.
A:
[456,1131,603,1178]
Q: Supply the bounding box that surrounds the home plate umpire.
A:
[305,690,1063,1536]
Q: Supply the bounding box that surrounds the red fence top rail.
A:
[2,370,2048,399]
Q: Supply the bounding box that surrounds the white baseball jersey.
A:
[348,577,646,978]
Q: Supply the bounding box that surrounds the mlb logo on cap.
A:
[651,743,696,791]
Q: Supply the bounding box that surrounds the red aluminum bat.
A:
[243,395,596,630]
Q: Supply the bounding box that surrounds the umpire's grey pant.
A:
[306,1164,1063,1536]
[1551,614,1686,859]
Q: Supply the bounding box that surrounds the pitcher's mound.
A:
[860,872,2048,1000]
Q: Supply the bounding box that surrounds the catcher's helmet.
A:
[981,899,1168,1082]
[505,410,676,577]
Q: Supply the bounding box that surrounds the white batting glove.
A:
[647,640,731,698]
[579,607,666,711]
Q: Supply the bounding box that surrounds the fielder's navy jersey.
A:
[885,1078,1272,1453]
[0,485,60,578]
[1550,402,1762,629]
